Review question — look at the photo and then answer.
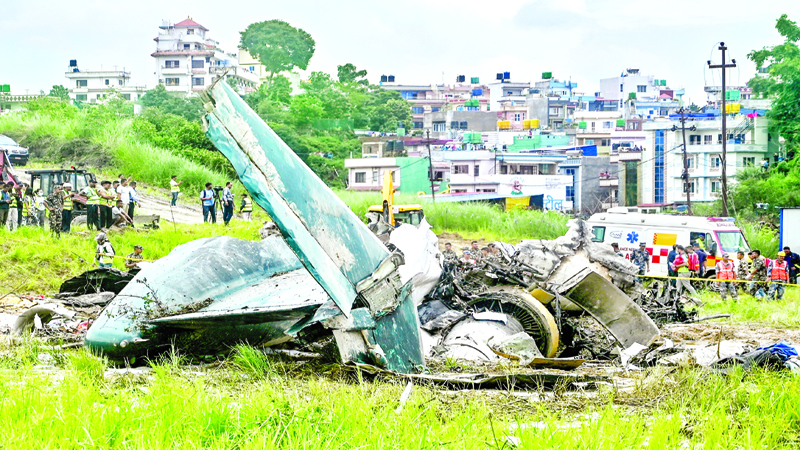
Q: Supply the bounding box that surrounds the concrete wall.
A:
[577,156,613,214]
[525,97,549,128]
[423,110,498,138]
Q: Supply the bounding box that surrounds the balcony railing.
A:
[599,177,619,187]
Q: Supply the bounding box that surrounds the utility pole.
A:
[678,108,693,215]
[426,130,436,203]
[708,43,737,217]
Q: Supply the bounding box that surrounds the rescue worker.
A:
[715,253,738,301]
[695,234,706,251]
[736,250,751,294]
[460,250,476,266]
[34,189,46,228]
[631,242,650,282]
[81,180,102,231]
[0,183,11,228]
[782,246,800,284]
[693,242,707,277]
[94,232,115,268]
[470,241,482,263]
[442,243,457,265]
[170,175,182,206]
[239,193,252,222]
[686,245,701,277]
[125,244,144,271]
[747,249,768,298]
[8,184,23,231]
[673,245,697,296]
[61,183,74,233]
[22,188,35,226]
[45,184,64,237]
[767,251,789,301]
[667,244,679,287]
[98,181,116,230]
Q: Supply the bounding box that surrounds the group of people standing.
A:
[170,176,253,225]
[81,175,138,233]
[441,240,503,268]
[624,237,796,302]
[0,182,45,230]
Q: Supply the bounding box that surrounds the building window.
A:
[683,180,696,193]
[401,92,418,100]
[76,80,87,88]
[355,172,366,183]
[586,139,594,145]
[548,107,560,115]
[743,157,755,167]
[411,107,424,114]
[192,77,205,86]
[637,85,647,93]
[413,122,423,129]
[75,94,87,101]
[433,122,446,132]
[711,181,721,193]
[687,156,696,169]
[620,84,623,92]
[712,156,722,168]
[192,59,204,69]
[372,170,379,182]
[601,139,611,146]
[118,80,122,85]
[432,107,440,112]
[704,135,713,145]
[603,121,612,129]
[689,135,701,145]
[104,79,109,85]
[187,29,194,35]
[165,78,180,86]
[123,94,131,101]
[165,60,180,68]
[474,165,480,176]
[654,130,665,203]
[564,168,575,202]
[183,44,190,50]
[453,165,469,174]
[514,113,521,122]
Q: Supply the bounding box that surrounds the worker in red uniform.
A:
[767,251,789,301]
[715,253,737,301]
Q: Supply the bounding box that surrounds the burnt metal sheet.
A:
[558,268,659,348]
[201,81,389,316]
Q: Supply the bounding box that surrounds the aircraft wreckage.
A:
[85,80,660,372]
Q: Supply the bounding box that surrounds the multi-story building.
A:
[381,80,491,131]
[572,111,622,156]
[640,114,779,204]
[64,60,147,103]
[344,156,436,194]
[599,69,682,120]
[152,18,259,94]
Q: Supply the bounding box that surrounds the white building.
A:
[152,18,259,95]
[640,114,778,204]
[599,69,682,120]
[444,151,573,212]
[64,60,147,103]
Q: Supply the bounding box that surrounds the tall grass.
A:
[0,221,263,294]
[336,190,570,241]
[698,288,800,328]
[0,109,229,195]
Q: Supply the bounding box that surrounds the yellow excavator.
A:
[367,171,425,227]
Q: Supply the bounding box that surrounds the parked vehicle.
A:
[586,207,750,277]
[0,134,29,166]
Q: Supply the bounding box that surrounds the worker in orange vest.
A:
[715,253,737,301]
[767,251,789,301]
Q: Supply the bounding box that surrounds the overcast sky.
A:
[1,0,793,104]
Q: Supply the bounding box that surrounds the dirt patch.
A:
[663,323,800,347]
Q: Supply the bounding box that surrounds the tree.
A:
[748,14,800,154]
[48,85,70,101]
[289,94,324,128]
[239,20,315,87]
[337,63,368,86]
[139,85,205,122]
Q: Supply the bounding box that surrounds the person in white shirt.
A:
[111,200,134,228]
[117,178,131,216]
[128,181,139,219]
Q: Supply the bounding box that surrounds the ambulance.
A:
[586,207,750,277]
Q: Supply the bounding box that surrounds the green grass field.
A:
[1,340,798,449]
